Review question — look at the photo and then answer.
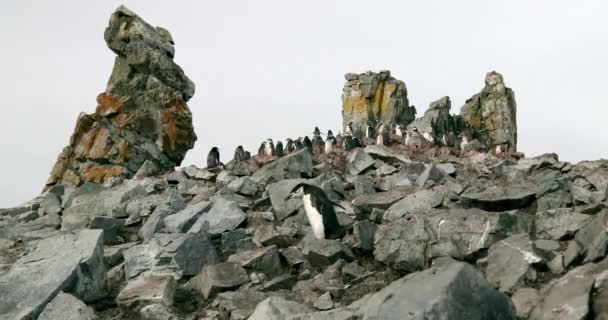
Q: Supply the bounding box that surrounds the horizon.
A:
[1,1,607,207]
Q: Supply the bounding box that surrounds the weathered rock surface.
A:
[45,5,196,188]
[408,96,465,139]
[485,234,543,292]
[186,262,249,299]
[116,275,176,309]
[461,186,535,211]
[461,71,517,151]
[342,70,416,137]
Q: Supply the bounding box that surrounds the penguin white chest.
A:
[376,135,384,145]
[264,145,273,156]
[302,194,325,239]
[324,140,333,154]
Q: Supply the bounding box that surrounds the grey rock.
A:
[0,230,105,320]
[548,254,565,274]
[461,186,536,211]
[214,289,269,320]
[188,198,247,236]
[251,149,313,184]
[416,164,447,188]
[227,177,259,196]
[267,179,307,221]
[564,240,582,267]
[139,303,182,320]
[363,145,411,165]
[346,149,376,175]
[574,210,608,262]
[342,261,366,280]
[163,200,210,233]
[116,275,175,309]
[511,288,541,319]
[374,216,432,272]
[437,163,456,176]
[104,242,138,267]
[383,189,444,221]
[88,216,125,244]
[280,246,305,266]
[537,175,572,211]
[139,191,186,242]
[134,160,160,179]
[534,239,561,252]
[301,235,355,266]
[124,233,219,279]
[38,292,97,320]
[254,224,297,248]
[352,176,376,195]
[314,292,334,310]
[351,188,411,210]
[535,208,593,240]
[227,245,281,276]
[485,234,543,292]
[186,262,249,299]
[346,220,377,252]
[249,296,313,320]
[221,228,256,256]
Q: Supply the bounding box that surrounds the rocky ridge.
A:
[1,5,607,320]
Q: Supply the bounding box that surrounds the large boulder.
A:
[251,149,313,185]
[342,70,416,137]
[460,71,517,152]
[0,230,105,320]
[38,292,97,320]
[407,96,466,139]
[45,6,196,188]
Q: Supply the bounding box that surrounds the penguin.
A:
[376,124,390,146]
[275,141,284,157]
[405,128,423,149]
[366,125,375,139]
[303,136,313,153]
[295,139,304,150]
[353,137,362,148]
[345,122,354,136]
[207,147,220,168]
[264,139,274,157]
[335,133,343,147]
[327,130,337,145]
[313,126,322,137]
[495,144,503,157]
[244,151,251,160]
[285,138,295,154]
[233,146,246,162]
[312,135,324,155]
[459,135,470,151]
[343,134,355,151]
[257,142,266,158]
[422,131,434,144]
[286,183,343,240]
[395,124,404,137]
[324,139,333,154]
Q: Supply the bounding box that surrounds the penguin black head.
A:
[313,127,321,136]
[327,130,334,137]
[295,140,304,150]
[353,137,362,148]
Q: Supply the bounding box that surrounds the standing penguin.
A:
[395,124,404,137]
[324,139,333,154]
[366,125,375,139]
[264,139,274,157]
[303,136,313,153]
[233,146,246,162]
[286,183,343,240]
[327,130,337,145]
[352,137,362,148]
[257,142,266,159]
[312,135,324,155]
[275,141,284,157]
[313,126,322,137]
[459,135,469,151]
[244,151,251,160]
[376,124,390,146]
[343,134,354,151]
[294,139,304,150]
[207,147,220,169]
[345,122,354,136]
[285,138,295,153]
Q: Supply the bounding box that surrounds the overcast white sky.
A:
[0,1,606,207]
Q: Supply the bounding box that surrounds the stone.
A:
[116,275,175,309]
[548,254,565,274]
[534,239,561,252]
[314,292,334,310]
[511,288,541,319]
[139,303,181,320]
[214,289,269,320]
[347,220,377,252]
[383,189,443,221]
[351,188,411,210]
[186,262,249,299]
[254,224,297,248]
[45,6,196,188]
[134,160,160,179]
[341,70,416,137]
[139,191,186,242]
[374,216,432,272]
[564,240,582,267]
[574,210,608,263]
[535,208,593,240]
[352,176,376,195]
[267,179,307,221]
[163,200,210,233]
[460,71,517,152]
[104,242,138,267]
[227,245,282,276]
[248,296,313,320]
[437,163,457,176]
[227,177,259,196]
[407,96,465,141]
[251,149,313,184]
[461,186,536,211]
[363,145,411,164]
[485,234,543,292]
[123,233,219,279]
[38,292,97,320]
[536,175,573,211]
[279,246,305,266]
[416,164,447,188]
[188,198,247,236]
[88,216,125,244]
[300,235,355,266]
[0,230,105,320]
[221,229,256,256]
[346,149,375,175]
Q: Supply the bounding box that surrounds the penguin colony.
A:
[204,123,503,239]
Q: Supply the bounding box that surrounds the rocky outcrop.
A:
[461,71,517,151]
[342,70,416,137]
[407,96,466,139]
[45,6,196,188]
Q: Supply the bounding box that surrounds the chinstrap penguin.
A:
[286,183,343,240]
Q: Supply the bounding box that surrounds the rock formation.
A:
[407,96,466,139]
[461,71,517,151]
[45,5,196,188]
[342,70,416,137]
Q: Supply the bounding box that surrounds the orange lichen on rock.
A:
[96,92,129,117]
[81,163,128,184]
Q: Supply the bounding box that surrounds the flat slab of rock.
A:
[188,198,247,236]
[352,189,412,210]
[186,262,249,299]
[364,145,411,164]
[248,296,313,320]
[251,149,313,184]
[227,245,281,276]
[124,233,219,279]
[346,149,375,175]
[163,200,210,233]
[461,186,536,211]
[116,275,175,309]
[0,230,105,320]
[38,292,97,320]
[383,190,444,221]
[267,179,307,221]
[374,216,432,272]
[535,208,593,240]
[485,234,543,292]
[300,235,355,266]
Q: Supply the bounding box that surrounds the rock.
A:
[511,288,541,319]
[139,303,181,320]
[188,198,247,236]
[249,296,313,320]
[227,177,259,196]
[383,189,443,221]
[346,149,375,175]
[163,200,210,233]
[314,292,334,310]
[548,254,565,274]
[460,71,517,152]
[352,176,376,195]
[416,164,447,188]
[38,292,97,320]
[537,175,572,211]
[341,70,416,137]
[485,234,543,292]
[461,186,536,211]
[267,179,307,221]
[251,149,313,184]
[346,220,377,252]
[374,216,432,272]
[279,246,305,266]
[45,6,196,188]
[186,262,249,299]
[134,160,160,179]
[254,224,297,248]
[574,210,608,263]
[124,233,219,279]
[116,275,176,309]
[534,239,561,252]
[564,240,582,267]
[0,230,105,320]
[363,145,411,164]
[535,208,593,240]
[139,191,186,242]
[104,242,138,267]
[227,245,281,276]
[221,228,256,256]
[300,235,355,266]
[437,163,457,176]
[88,216,125,244]
[351,188,411,210]
[407,96,465,140]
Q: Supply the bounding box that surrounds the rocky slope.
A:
[2,6,608,320]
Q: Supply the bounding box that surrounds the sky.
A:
[0,0,606,207]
